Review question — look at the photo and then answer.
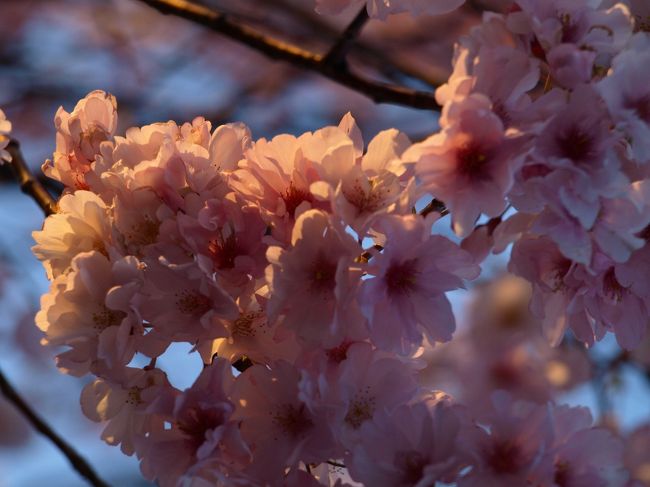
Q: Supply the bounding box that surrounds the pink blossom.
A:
[35,251,143,376]
[359,214,480,353]
[266,209,364,347]
[32,190,112,279]
[230,133,324,244]
[134,260,238,348]
[409,94,528,236]
[301,342,419,448]
[43,90,117,190]
[231,360,335,482]
[111,185,172,258]
[599,33,650,162]
[177,192,268,296]
[195,292,301,366]
[136,359,250,487]
[507,1,634,60]
[547,43,596,89]
[437,16,541,129]
[527,405,627,487]
[80,366,172,455]
[624,425,650,486]
[458,394,554,486]
[510,235,650,349]
[348,399,467,486]
[310,120,415,237]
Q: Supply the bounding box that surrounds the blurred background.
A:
[1,0,650,485]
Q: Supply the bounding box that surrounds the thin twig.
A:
[232,356,254,373]
[323,7,369,66]
[267,0,444,88]
[136,0,440,110]
[0,368,110,487]
[6,140,57,216]
[419,198,449,218]
[360,197,449,261]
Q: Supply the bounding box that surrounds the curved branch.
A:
[136,0,440,110]
[323,7,369,66]
[0,368,110,487]
[7,140,57,217]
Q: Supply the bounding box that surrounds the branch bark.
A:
[323,7,369,66]
[0,368,110,487]
[136,0,440,110]
[7,140,57,217]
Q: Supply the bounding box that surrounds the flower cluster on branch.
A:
[21,0,650,485]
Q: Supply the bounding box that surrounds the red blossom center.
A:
[209,232,240,270]
[326,341,353,363]
[344,389,376,429]
[485,438,525,475]
[603,267,626,302]
[177,406,226,451]
[490,361,521,388]
[624,94,650,123]
[394,450,428,485]
[456,141,492,181]
[91,305,126,332]
[308,252,337,293]
[176,290,212,316]
[554,461,572,487]
[272,403,314,438]
[520,163,552,181]
[555,125,596,164]
[282,182,313,218]
[385,259,419,296]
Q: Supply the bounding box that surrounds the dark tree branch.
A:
[136,0,440,110]
[232,356,254,373]
[419,198,449,218]
[267,0,444,88]
[323,7,369,67]
[0,368,110,487]
[6,140,57,217]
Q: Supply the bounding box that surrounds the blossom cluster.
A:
[408,0,650,350]
[28,0,650,485]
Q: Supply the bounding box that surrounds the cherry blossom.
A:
[80,366,172,455]
[231,360,335,482]
[27,13,650,477]
[348,398,467,486]
[43,90,117,191]
[136,359,250,486]
[266,209,364,346]
[35,251,143,376]
[408,94,528,236]
[360,214,480,353]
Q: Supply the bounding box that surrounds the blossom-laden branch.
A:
[6,140,57,217]
[0,368,110,487]
[136,0,441,110]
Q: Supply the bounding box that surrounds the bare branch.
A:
[136,0,440,110]
[0,368,110,487]
[323,7,369,66]
[419,198,449,218]
[6,140,57,217]
[267,0,444,88]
